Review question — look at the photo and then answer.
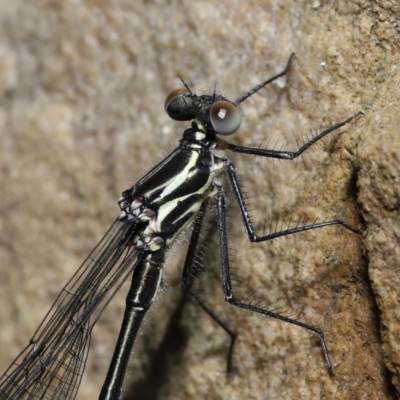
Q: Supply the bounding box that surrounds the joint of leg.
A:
[225,294,234,303]
[250,234,258,243]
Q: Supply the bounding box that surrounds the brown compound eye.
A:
[164,88,190,112]
[210,101,241,135]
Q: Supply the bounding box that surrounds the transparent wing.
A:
[0,218,143,400]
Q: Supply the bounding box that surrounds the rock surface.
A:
[0,1,398,399]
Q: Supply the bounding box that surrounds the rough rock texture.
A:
[0,1,398,399]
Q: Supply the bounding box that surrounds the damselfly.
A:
[0,53,362,400]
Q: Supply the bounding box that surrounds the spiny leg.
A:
[181,199,237,372]
[215,184,333,369]
[224,157,360,244]
[217,112,364,159]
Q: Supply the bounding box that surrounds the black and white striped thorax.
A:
[118,120,228,253]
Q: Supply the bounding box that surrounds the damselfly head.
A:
[165,87,242,136]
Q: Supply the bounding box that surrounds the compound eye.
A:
[210,101,241,135]
[164,88,190,112]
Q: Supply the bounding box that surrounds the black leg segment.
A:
[227,112,364,159]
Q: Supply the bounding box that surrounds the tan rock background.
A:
[0,1,399,399]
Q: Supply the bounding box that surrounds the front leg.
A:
[216,112,363,159]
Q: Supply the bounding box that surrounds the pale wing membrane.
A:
[0,218,143,400]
